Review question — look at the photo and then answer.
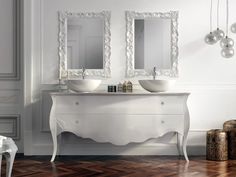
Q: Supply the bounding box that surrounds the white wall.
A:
[24,0,236,155]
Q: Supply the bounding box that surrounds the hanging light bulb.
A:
[213,0,225,41]
[231,23,236,33]
[220,36,234,48]
[205,0,217,45]
[213,28,225,40]
[221,47,234,58]
[220,0,234,58]
[205,32,218,44]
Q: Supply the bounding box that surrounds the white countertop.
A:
[50,90,190,96]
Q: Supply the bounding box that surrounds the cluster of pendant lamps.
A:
[205,0,236,58]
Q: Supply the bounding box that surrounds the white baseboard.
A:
[24,143,206,156]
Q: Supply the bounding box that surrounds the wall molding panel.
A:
[0,0,20,80]
[0,90,19,104]
[0,90,20,115]
[0,115,20,139]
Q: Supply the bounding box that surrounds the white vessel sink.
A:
[138,79,176,92]
[67,79,101,92]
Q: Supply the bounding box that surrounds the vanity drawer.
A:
[54,95,185,115]
[56,114,185,145]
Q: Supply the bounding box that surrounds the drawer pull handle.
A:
[161,101,165,105]
[75,102,79,105]
[161,120,165,124]
[75,120,79,124]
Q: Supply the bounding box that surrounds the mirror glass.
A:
[67,17,103,69]
[134,19,171,70]
[59,11,111,79]
[126,11,179,77]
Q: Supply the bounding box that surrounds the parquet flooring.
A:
[1,156,236,177]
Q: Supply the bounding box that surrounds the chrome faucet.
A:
[153,66,157,80]
[82,67,86,79]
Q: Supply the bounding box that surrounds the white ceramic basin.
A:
[67,79,101,92]
[138,79,176,92]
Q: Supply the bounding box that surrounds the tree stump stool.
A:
[223,120,236,159]
[206,129,228,161]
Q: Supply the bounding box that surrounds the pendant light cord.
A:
[217,0,220,28]
[210,0,213,32]
[226,0,229,36]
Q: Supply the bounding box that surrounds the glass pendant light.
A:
[205,33,217,44]
[231,23,236,33]
[220,0,234,58]
[221,48,234,58]
[205,0,217,45]
[213,0,225,41]
[220,36,234,48]
[214,29,225,41]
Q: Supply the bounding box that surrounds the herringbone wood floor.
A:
[1,156,236,177]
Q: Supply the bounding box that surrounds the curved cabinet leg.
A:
[182,95,190,162]
[50,129,58,162]
[49,96,58,162]
[177,133,182,156]
[182,134,189,162]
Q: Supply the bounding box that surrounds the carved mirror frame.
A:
[59,11,111,79]
[126,11,179,78]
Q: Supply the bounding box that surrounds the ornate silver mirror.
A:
[126,11,179,77]
[59,11,111,79]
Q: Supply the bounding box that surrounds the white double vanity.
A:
[49,10,191,162]
[49,92,190,162]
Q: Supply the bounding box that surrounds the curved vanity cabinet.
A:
[49,92,190,162]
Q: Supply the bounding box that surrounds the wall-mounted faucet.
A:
[82,67,86,79]
[153,66,157,80]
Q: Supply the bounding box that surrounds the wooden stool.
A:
[223,120,236,159]
[0,136,18,177]
[206,129,228,161]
